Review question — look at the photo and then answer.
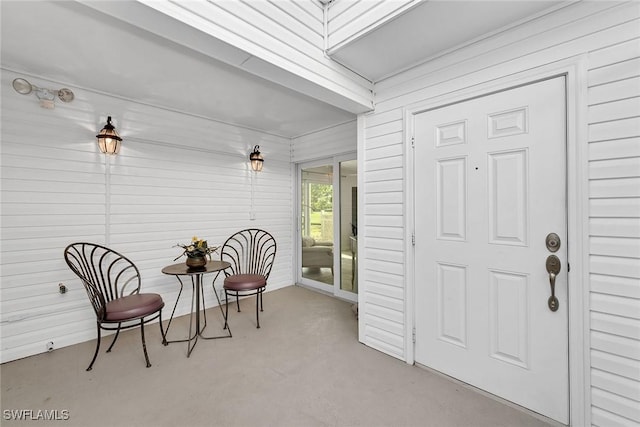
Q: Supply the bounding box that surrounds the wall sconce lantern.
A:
[250,145,264,172]
[96,116,122,155]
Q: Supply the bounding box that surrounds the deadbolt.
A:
[545,233,561,252]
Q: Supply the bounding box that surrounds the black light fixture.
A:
[250,145,264,172]
[96,116,122,155]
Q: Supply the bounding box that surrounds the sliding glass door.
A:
[298,156,357,301]
[339,159,357,295]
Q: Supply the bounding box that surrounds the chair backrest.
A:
[64,242,141,320]
[221,229,277,279]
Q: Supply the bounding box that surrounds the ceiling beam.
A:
[78,0,374,114]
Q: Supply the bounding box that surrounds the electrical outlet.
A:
[249,211,256,220]
[46,341,54,352]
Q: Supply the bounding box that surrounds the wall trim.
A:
[104,154,112,247]
[403,56,589,426]
[403,106,415,366]
[357,114,366,344]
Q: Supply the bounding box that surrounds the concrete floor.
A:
[0,285,555,427]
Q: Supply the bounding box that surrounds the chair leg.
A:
[87,323,102,371]
[140,319,151,368]
[236,291,241,312]
[224,290,230,330]
[256,291,261,329]
[159,310,167,346]
[106,323,122,353]
[260,289,264,312]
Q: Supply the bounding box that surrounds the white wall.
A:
[292,120,356,163]
[0,69,293,364]
[359,2,639,425]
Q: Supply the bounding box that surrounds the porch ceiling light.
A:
[250,145,264,172]
[96,116,122,155]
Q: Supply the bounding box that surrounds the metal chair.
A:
[63,243,165,371]
[220,229,276,329]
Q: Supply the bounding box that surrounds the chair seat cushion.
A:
[105,293,164,321]
[224,274,266,291]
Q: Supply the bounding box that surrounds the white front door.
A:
[413,77,569,424]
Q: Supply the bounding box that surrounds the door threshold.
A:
[295,282,356,305]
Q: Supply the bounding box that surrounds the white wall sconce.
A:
[250,145,264,172]
[96,116,122,155]
[12,78,74,109]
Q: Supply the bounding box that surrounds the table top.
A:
[161,259,230,276]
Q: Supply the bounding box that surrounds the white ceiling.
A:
[331,1,564,82]
[1,1,566,139]
[1,1,355,138]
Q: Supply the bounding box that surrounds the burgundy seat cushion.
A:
[105,293,164,322]
[224,274,266,291]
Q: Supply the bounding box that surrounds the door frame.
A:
[404,58,589,425]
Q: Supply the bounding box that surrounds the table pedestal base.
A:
[163,270,231,357]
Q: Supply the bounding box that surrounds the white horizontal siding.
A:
[291,120,356,162]
[359,113,405,359]
[592,386,640,425]
[0,70,293,363]
[587,18,640,425]
[360,1,640,424]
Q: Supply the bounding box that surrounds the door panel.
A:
[414,77,568,423]
[488,150,528,245]
[437,158,467,240]
[437,262,467,347]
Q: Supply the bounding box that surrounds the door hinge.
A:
[412,327,416,343]
[411,234,415,246]
[411,136,415,148]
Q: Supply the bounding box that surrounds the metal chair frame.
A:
[64,242,165,371]
[220,229,276,328]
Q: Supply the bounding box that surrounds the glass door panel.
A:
[301,164,334,286]
[339,160,358,294]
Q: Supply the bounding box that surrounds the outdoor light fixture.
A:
[96,116,122,155]
[250,145,264,172]
[12,77,74,109]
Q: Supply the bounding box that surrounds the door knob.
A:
[546,255,561,312]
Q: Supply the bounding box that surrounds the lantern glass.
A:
[250,146,264,172]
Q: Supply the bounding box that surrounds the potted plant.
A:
[174,236,218,269]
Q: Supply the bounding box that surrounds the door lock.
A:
[545,233,561,252]
[546,255,561,312]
